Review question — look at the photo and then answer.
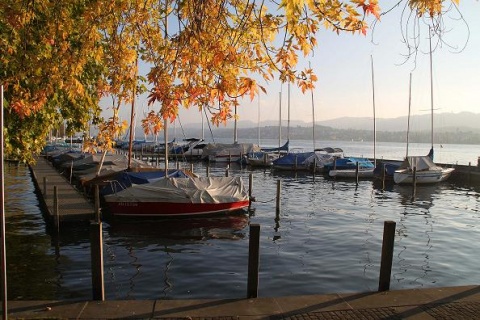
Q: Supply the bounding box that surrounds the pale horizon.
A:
[103,0,480,128]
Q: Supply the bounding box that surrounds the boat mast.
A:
[257,94,260,145]
[278,90,282,149]
[429,27,434,155]
[234,104,238,143]
[127,54,138,170]
[406,72,412,158]
[309,62,315,150]
[371,56,376,166]
[287,81,291,143]
[201,106,205,141]
[163,3,169,174]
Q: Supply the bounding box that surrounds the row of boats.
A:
[130,137,454,184]
[42,137,454,219]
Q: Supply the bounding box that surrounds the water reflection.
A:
[105,212,250,242]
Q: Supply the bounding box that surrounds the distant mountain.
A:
[132,111,480,144]
[316,111,480,132]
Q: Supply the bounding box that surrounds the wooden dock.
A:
[29,156,95,223]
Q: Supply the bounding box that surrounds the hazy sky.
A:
[108,0,480,130]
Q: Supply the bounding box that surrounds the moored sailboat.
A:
[393,30,454,185]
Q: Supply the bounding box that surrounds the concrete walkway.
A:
[6,285,480,319]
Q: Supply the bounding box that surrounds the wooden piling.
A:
[247,223,260,298]
[276,180,281,214]
[90,220,105,301]
[206,165,210,177]
[248,173,253,200]
[53,186,59,233]
[378,220,396,292]
[43,177,47,198]
[355,162,359,185]
[412,167,417,197]
[94,185,100,222]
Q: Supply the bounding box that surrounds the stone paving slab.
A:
[6,286,480,319]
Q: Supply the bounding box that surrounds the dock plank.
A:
[29,156,95,222]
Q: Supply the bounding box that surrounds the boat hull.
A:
[329,168,374,179]
[105,199,250,217]
[394,167,454,184]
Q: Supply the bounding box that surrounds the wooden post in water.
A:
[276,180,281,214]
[355,162,360,185]
[190,163,194,174]
[206,165,210,177]
[43,177,47,198]
[378,220,396,292]
[469,162,472,183]
[247,223,260,298]
[412,167,417,197]
[94,185,100,222]
[248,173,253,201]
[382,164,386,190]
[53,186,59,233]
[294,155,298,171]
[90,220,105,300]
[225,166,229,177]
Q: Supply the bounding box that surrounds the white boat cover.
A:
[104,176,249,204]
[202,143,261,158]
[398,155,441,171]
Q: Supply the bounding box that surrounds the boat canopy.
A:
[93,170,192,195]
[105,176,249,204]
[398,155,440,171]
[202,143,260,158]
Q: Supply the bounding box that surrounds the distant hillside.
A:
[316,111,480,132]
[135,112,480,144]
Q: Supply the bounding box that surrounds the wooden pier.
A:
[29,156,95,223]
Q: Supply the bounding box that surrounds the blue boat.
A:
[272,147,343,171]
[324,157,374,174]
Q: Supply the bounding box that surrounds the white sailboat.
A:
[394,31,454,184]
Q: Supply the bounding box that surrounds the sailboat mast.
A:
[406,73,412,158]
[371,56,376,166]
[257,95,260,145]
[309,62,315,150]
[163,3,169,174]
[127,54,138,170]
[429,28,434,151]
[234,104,238,143]
[278,90,282,149]
[287,82,291,142]
[201,107,205,140]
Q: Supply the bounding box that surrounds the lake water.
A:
[4,140,480,301]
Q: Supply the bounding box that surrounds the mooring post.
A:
[378,220,396,292]
[355,162,360,185]
[90,220,105,301]
[190,163,194,174]
[225,166,229,177]
[276,179,281,214]
[94,185,100,222]
[43,177,47,198]
[247,223,260,298]
[206,165,210,177]
[382,164,386,190]
[53,186,59,233]
[248,173,253,200]
[412,167,417,197]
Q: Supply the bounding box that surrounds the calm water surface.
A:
[4,140,480,300]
